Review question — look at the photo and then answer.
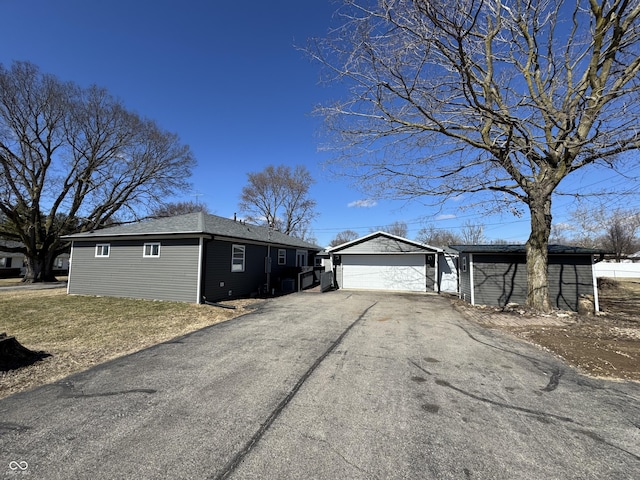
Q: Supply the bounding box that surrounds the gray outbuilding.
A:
[63,212,321,303]
[451,244,604,312]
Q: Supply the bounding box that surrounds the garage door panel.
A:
[342,254,426,292]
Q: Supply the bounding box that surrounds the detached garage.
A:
[329,232,441,293]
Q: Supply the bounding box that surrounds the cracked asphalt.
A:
[1,290,639,479]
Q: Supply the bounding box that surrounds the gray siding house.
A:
[63,212,321,303]
[451,244,603,312]
[328,232,442,293]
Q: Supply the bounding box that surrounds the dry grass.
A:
[0,288,261,399]
[457,278,640,382]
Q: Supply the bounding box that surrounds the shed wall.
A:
[548,255,595,311]
[68,238,200,302]
[472,254,528,306]
[469,253,595,311]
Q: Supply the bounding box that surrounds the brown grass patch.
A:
[0,288,261,399]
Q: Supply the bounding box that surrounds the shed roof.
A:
[450,244,606,255]
[62,212,321,250]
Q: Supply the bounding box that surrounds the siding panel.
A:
[549,255,594,311]
[337,236,427,254]
[465,253,595,311]
[472,254,527,306]
[203,240,275,301]
[68,239,200,302]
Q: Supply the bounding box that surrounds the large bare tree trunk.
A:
[22,253,57,283]
[526,195,553,312]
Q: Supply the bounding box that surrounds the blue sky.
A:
[1,0,638,247]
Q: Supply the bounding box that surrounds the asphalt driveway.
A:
[1,291,638,479]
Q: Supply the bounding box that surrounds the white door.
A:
[341,254,426,292]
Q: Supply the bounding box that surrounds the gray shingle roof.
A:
[62,212,321,250]
[449,244,606,255]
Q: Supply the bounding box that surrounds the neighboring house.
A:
[327,231,442,293]
[0,240,70,277]
[0,240,25,277]
[451,244,604,312]
[52,253,70,273]
[63,212,322,303]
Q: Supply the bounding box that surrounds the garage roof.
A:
[329,231,442,254]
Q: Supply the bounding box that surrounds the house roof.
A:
[328,231,442,253]
[62,212,322,251]
[0,240,24,252]
[450,244,606,255]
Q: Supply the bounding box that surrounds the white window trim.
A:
[232,244,245,272]
[278,249,287,265]
[95,244,110,258]
[143,242,161,258]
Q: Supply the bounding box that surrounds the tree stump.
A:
[577,295,595,316]
[0,333,51,371]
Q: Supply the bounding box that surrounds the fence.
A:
[594,262,640,279]
[320,271,334,292]
[298,267,323,291]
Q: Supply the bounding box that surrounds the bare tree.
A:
[415,225,461,247]
[603,212,640,260]
[569,206,640,258]
[151,201,209,218]
[372,220,408,237]
[329,229,360,247]
[239,164,318,238]
[308,0,640,311]
[460,221,485,244]
[0,62,195,282]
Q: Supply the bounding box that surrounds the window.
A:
[55,257,64,268]
[462,257,467,273]
[232,244,245,272]
[95,244,110,257]
[278,249,286,265]
[143,242,161,258]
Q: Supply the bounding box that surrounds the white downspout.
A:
[67,241,74,294]
[592,261,600,312]
[196,237,204,304]
[469,253,475,305]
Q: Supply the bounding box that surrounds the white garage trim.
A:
[341,254,427,292]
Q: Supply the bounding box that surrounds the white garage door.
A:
[342,254,426,292]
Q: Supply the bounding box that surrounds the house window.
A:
[0,257,6,267]
[278,249,286,265]
[232,244,245,272]
[55,257,64,268]
[95,244,110,257]
[462,257,467,272]
[143,243,161,258]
